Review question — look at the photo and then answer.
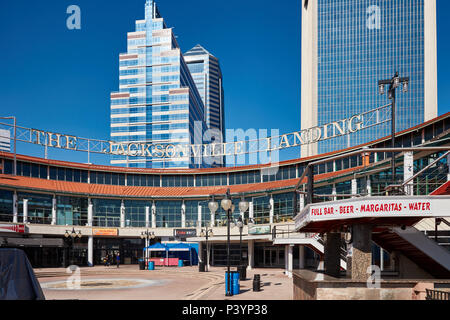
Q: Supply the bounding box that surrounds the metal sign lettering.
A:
[0,104,391,159]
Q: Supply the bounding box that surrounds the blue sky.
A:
[0,0,449,165]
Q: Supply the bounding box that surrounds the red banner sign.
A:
[0,224,25,233]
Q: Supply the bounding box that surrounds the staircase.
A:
[272,225,347,270]
[373,226,450,279]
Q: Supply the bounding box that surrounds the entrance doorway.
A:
[255,243,285,268]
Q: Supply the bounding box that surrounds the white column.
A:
[210,211,215,227]
[23,199,28,223]
[151,203,156,228]
[288,245,293,278]
[197,204,202,228]
[332,185,337,201]
[284,245,289,275]
[120,201,125,228]
[51,196,57,225]
[249,201,254,221]
[299,194,305,211]
[247,240,254,270]
[87,199,93,227]
[145,206,150,228]
[269,196,274,224]
[88,236,94,267]
[380,247,384,272]
[351,179,357,198]
[181,202,186,228]
[366,178,372,196]
[198,241,203,263]
[404,151,414,195]
[299,245,305,269]
[12,191,18,223]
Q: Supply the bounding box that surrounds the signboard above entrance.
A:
[92,228,118,236]
[295,196,450,232]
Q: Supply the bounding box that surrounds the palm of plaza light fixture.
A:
[221,189,233,296]
[200,223,214,272]
[141,230,155,269]
[378,72,409,189]
[237,198,248,272]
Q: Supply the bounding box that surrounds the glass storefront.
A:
[56,196,88,226]
[0,190,13,222]
[18,192,53,224]
[92,198,121,227]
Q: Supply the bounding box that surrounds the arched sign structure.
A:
[0,104,391,160]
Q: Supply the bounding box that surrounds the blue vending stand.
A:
[225,271,240,295]
[148,261,155,270]
[178,259,184,267]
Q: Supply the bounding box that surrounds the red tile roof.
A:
[0,166,360,198]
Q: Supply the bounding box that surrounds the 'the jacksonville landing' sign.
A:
[1,105,391,159]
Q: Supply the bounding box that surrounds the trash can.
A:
[225,271,240,295]
[253,274,261,292]
[178,259,184,267]
[237,265,247,280]
[138,259,145,270]
[148,261,155,270]
[199,261,205,272]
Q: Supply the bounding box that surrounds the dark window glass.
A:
[57,167,65,181]
[350,156,358,168]
[336,160,342,171]
[49,167,57,180]
[104,173,112,185]
[435,121,444,136]
[4,160,13,174]
[424,126,433,141]
[66,169,73,182]
[343,158,350,170]
[73,170,80,182]
[90,172,97,184]
[31,164,39,178]
[16,162,22,176]
[81,171,88,183]
[326,162,333,173]
[118,174,125,186]
[40,165,47,179]
[111,173,119,186]
[187,176,194,187]
[22,163,31,177]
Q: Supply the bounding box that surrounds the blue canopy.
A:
[143,242,167,251]
[166,243,192,251]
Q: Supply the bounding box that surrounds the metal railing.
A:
[426,289,450,300]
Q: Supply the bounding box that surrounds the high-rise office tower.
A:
[0,129,11,152]
[110,0,207,168]
[184,45,225,148]
[301,0,437,156]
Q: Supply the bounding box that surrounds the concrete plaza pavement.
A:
[35,265,293,300]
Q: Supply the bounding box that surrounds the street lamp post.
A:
[200,225,213,272]
[378,72,409,188]
[237,198,249,268]
[64,228,82,266]
[141,230,155,269]
[221,189,233,296]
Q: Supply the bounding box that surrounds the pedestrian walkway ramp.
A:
[373,226,450,279]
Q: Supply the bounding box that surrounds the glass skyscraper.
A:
[110,0,207,168]
[184,45,225,166]
[301,0,437,156]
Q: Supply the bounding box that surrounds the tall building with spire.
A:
[110,0,207,168]
[184,45,225,147]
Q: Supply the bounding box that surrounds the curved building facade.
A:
[0,113,449,269]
